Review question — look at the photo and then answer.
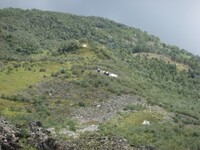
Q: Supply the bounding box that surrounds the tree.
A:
[58,40,80,53]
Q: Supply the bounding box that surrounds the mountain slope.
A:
[0,8,200,150]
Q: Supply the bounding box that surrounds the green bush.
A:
[39,68,46,72]
[58,40,80,53]
[51,72,59,77]
[78,101,85,107]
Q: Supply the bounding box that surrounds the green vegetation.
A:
[100,113,200,150]
[0,61,69,95]
[1,8,200,149]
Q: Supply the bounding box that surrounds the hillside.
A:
[1,8,200,150]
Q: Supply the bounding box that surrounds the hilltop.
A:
[0,8,200,150]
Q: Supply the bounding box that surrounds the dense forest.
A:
[1,8,200,150]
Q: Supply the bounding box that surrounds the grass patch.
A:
[0,61,71,95]
[0,98,27,117]
[100,111,200,150]
[99,111,162,146]
[119,111,163,126]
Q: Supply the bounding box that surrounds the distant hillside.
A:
[0,8,199,59]
[1,8,200,150]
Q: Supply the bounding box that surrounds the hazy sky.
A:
[0,0,200,55]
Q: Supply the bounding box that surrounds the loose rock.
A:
[0,116,21,150]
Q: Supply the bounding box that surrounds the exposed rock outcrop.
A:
[28,121,71,150]
[28,121,51,149]
[63,133,135,150]
[0,117,21,150]
[28,121,151,150]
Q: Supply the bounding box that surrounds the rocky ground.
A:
[71,95,146,123]
[1,82,177,150]
[70,94,175,126]
[1,92,173,149]
[0,92,176,150]
[27,120,155,150]
[0,117,21,150]
[24,94,161,150]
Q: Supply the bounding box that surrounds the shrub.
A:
[78,101,85,107]
[13,63,21,69]
[59,68,65,74]
[19,128,29,138]
[67,119,76,131]
[64,72,71,78]
[58,40,80,53]
[39,68,46,72]
[28,85,33,88]
[51,72,59,77]
[26,66,32,71]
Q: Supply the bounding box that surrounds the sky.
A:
[0,0,200,55]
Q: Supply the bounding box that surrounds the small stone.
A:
[97,104,101,108]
